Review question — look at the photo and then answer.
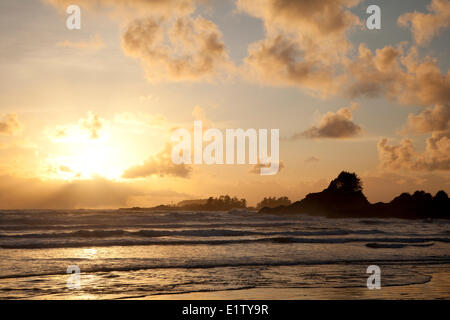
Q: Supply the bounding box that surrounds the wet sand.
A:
[142,265,450,300]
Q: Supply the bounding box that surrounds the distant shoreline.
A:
[120,171,449,220]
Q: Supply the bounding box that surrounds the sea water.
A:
[0,209,449,299]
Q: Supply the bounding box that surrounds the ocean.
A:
[0,209,449,299]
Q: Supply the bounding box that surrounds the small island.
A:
[259,171,449,219]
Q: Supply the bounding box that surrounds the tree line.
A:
[179,195,292,211]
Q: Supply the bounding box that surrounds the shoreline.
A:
[139,265,450,300]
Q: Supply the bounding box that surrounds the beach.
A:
[145,265,450,300]
[0,209,449,300]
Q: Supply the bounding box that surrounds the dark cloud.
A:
[291,107,361,139]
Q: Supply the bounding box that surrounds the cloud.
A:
[191,105,215,129]
[56,34,105,50]
[192,105,207,121]
[377,138,416,171]
[122,143,192,179]
[383,103,450,172]
[378,132,450,171]
[347,44,450,107]
[59,165,73,173]
[78,112,104,139]
[305,156,320,163]
[122,16,233,82]
[239,2,450,104]
[46,0,229,83]
[52,127,69,139]
[404,104,450,134]
[291,106,361,139]
[48,112,107,142]
[44,0,449,104]
[398,0,450,46]
[237,0,361,39]
[242,35,343,96]
[0,113,21,136]
[249,161,285,174]
[238,0,360,96]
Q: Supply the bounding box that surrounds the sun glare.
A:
[68,144,121,179]
[46,142,127,180]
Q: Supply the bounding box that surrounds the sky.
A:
[0,0,449,209]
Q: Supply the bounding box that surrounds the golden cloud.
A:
[398,0,450,46]
[237,0,361,39]
[122,143,192,179]
[378,132,450,171]
[238,0,361,97]
[347,44,450,107]
[404,104,450,134]
[121,16,233,82]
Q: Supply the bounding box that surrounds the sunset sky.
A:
[0,0,449,208]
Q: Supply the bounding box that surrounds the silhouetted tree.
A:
[185,195,246,210]
[256,196,291,209]
[434,190,448,202]
[327,171,362,193]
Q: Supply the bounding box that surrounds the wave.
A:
[0,228,391,239]
[0,222,297,231]
[0,257,447,280]
[1,236,449,249]
[365,242,435,249]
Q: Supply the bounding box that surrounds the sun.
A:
[68,144,121,179]
[46,142,127,180]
